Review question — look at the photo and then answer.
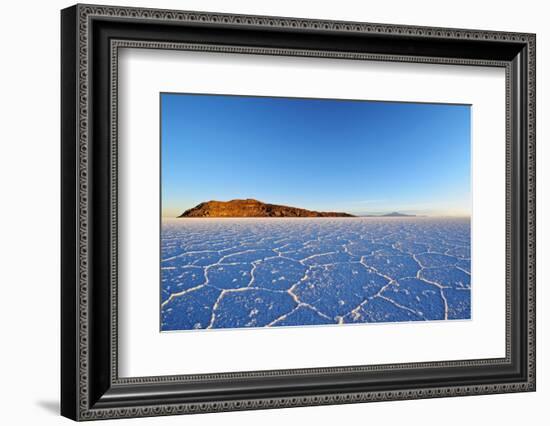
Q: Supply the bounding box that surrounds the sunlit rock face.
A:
[160,217,471,331]
[178,199,355,218]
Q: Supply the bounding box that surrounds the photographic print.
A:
[160,93,471,332]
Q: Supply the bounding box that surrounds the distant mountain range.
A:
[178,199,355,218]
[363,211,417,217]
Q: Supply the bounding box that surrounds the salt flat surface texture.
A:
[160,218,471,331]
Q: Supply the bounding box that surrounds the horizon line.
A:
[161,214,472,219]
[162,198,470,218]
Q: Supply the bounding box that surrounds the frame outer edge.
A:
[527,33,535,390]
[77,2,91,420]
[61,4,80,421]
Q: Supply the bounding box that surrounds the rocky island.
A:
[178,199,355,218]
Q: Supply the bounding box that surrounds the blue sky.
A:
[161,93,471,217]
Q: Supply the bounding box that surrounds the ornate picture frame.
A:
[61,4,535,421]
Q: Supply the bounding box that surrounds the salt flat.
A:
[160,218,471,331]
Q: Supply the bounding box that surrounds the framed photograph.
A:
[61,4,536,421]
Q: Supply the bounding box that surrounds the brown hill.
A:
[178,199,355,218]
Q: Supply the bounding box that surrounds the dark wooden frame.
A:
[61,3,536,421]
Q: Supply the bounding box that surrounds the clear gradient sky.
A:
[161,93,471,218]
